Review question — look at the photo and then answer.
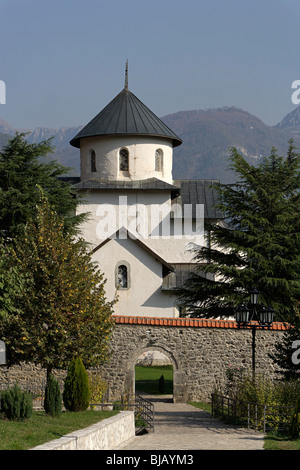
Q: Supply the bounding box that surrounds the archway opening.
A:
[135,350,173,397]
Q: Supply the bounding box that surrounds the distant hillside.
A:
[1,105,300,183]
[162,107,300,182]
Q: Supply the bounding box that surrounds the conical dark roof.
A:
[70,87,182,148]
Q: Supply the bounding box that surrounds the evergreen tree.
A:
[0,133,85,241]
[63,357,90,412]
[178,140,300,322]
[0,191,115,376]
[44,374,62,416]
[271,302,300,380]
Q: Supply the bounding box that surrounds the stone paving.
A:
[117,395,265,451]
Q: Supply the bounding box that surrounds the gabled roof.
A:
[92,227,175,272]
[70,86,182,149]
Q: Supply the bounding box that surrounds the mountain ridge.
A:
[1,106,300,183]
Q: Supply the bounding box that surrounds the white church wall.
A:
[80,135,173,183]
[93,236,178,317]
[76,190,205,264]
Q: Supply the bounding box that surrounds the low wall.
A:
[31,411,135,451]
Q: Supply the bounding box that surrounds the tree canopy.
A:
[0,192,115,376]
[178,140,300,322]
[0,133,85,241]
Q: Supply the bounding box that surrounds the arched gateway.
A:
[124,344,184,403]
[100,316,287,404]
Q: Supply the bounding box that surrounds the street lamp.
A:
[235,289,275,372]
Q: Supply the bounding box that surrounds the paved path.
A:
[117,395,265,451]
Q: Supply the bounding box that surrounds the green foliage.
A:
[178,140,300,322]
[44,374,62,417]
[158,374,165,393]
[63,357,90,412]
[1,384,32,420]
[290,396,300,438]
[223,369,300,432]
[0,192,114,372]
[0,133,85,241]
[88,372,108,405]
[271,305,300,380]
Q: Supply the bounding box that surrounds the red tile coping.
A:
[113,315,289,330]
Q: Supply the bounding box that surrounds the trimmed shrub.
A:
[44,374,62,417]
[158,374,165,393]
[1,384,32,420]
[63,357,90,412]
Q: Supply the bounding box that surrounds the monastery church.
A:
[69,66,223,318]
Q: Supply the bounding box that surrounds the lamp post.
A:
[235,289,274,373]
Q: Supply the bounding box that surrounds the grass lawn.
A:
[135,365,173,395]
[0,409,118,450]
[263,433,300,450]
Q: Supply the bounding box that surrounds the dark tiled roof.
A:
[174,179,223,219]
[73,177,180,191]
[70,87,182,149]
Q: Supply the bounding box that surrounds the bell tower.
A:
[70,64,182,184]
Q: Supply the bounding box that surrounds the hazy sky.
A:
[1,0,300,130]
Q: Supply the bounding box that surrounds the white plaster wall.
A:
[76,190,205,264]
[80,135,173,183]
[93,235,178,317]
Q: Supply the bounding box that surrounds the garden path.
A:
[117,395,265,451]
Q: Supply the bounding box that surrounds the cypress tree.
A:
[63,357,90,412]
[44,374,62,416]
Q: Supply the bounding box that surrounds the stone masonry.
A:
[0,316,287,403]
[100,316,287,402]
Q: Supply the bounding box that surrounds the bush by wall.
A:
[63,357,90,412]
[0,384,32,420]
[44,374,62,417]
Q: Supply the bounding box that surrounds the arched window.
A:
[116,262,130,289]
[119,148,129,171]
[155,149,163,172]
[91,150,96,172]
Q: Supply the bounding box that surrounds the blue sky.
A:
[0,0,300,130]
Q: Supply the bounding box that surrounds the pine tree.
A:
[178,140,300,322]
[0,133,85,241]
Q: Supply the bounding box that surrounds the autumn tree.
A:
[0,192,115,377]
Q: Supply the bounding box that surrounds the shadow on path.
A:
[117,394,265,450]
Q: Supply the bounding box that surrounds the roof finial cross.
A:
[125,59,128,90]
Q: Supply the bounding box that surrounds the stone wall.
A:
[100,316,287,402]
[0,316,287,403]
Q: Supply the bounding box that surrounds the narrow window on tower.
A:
[119,148,129,171]
[116,262,130,289]
[91,150,96,172]
[155,148,163,172]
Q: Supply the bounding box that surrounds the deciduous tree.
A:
[0,192,114,377]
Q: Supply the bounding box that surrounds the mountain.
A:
[275,106,300,140]
[162,106,300,182]
[1,106,300,183]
